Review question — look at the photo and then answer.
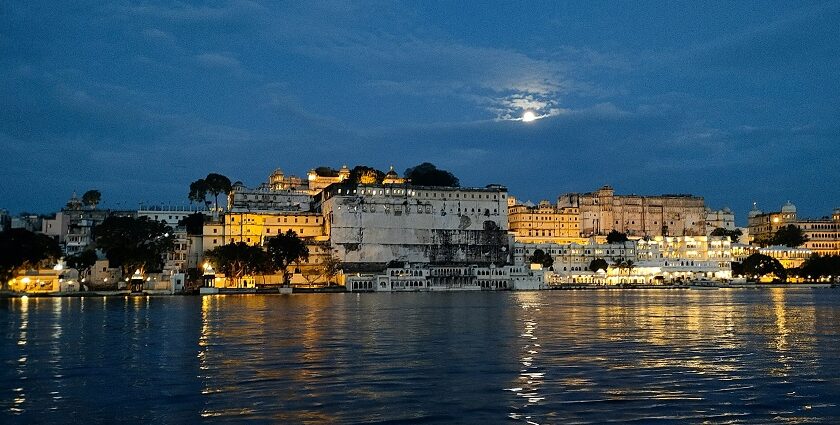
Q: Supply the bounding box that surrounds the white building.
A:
[321,183,510,269]
[516,236,732,285]
[344,263,544,292]
[228,180,312,213]
[137,205,206,227]
[705,207,736,233]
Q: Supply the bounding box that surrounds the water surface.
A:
[3,289,840,423]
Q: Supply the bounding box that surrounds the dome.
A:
[748,202,762,218]
[270,168,284,177]
[385,166,399,178]
[781,201,796,213]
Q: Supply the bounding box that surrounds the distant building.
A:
[137,204,206,227]
[705,207,736,233]
[227,180,312,213]
[516,235,731,284]
[11,214,43,232]
[41,193,112,256]
[558,185,706,237]
[748,202,840,256]
[508,198,581,243]
[0,209,10,232]
[344,263,542,292]
[306,165,351,194]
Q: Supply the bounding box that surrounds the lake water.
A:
[3,289,840,424]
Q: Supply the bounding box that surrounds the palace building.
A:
[558,185,706,237]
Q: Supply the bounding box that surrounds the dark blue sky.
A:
[2,1,838,222]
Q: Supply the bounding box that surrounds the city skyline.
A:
[2,1,838,218]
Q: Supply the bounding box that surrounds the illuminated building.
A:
[321,183,510,269]
[228,180,312,213]
[748,202,840,255]
[202,211,332,286]
[306,165,351,194]
[516,235,732,285]
[344,263,543,292]
[508,198,581,243]
[758,245,813,269]
[7,267,80,294]
[558,185,706,237]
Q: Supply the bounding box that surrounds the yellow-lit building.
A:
[306,165,351,194]
[758,246,813,269]
[508,199,581,243]
[7,268,80,294]
[202,212,336,286]
[203,211,326,250]
[748,202,840,256]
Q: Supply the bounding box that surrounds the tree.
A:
[204,173,232,211]
[178,212,205,235]
[606,230,629,244]
[404,162,459,187]
[66,249,98,282]
[741,253,786,281]
[589,258,609,273]
[313,166,340,177]
[771,224,808,247]
[94,216,174,276]
[528,248,554,269]
[322,255,342,284]
[204,242,271,287]
[0,228,62,289]
[710,227,743,243]
[800,254,840,279]
[81,190,101,208]
[266,230,309,285]
[188,179,208,207]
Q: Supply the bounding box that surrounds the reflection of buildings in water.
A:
[510,292,546,417]
[197,295,336,422]
[11,297,29,415]
[767,289,817,378]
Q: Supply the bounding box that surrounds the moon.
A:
[522,111,537,122]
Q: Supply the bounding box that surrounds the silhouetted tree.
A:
[178,213,205,235]
[81,190,101,208]
[771,224,808,247]
[188,179,208,207]
[800,254,840,279]
[528,249,554,268]
[205,242,271,287]
[66,249,98,282]
[0,229,62,289]
[606,230,629,244]
[589,258,609,273]
[204,173,232,211]
[710,227,743,243]
[266,230,309,285]
[94,216,174,276]
[404,162,459,187]
[741,253,786,281]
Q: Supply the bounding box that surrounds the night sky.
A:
[2,1,838,223]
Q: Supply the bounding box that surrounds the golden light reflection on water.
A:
[197,295,337,422]
[11,296,29,414]
[511,292,546,423]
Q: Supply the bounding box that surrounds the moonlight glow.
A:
[522,111,537,122]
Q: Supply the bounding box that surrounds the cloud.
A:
[194,52,242,70]
[122,0,265,23]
